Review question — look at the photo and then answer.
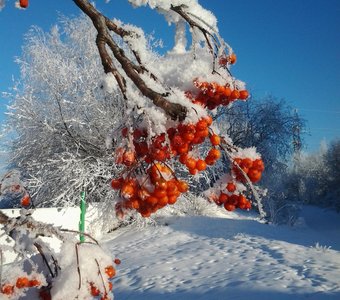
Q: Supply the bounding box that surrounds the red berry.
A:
[16,277,29,288]
[1,284,14,295]
[226,182,236,193]
[105,265,116,278]
[19,0,29,8]
[21,194,31,207]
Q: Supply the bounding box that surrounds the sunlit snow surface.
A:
[1,206,340,299]
[105,206,340,300]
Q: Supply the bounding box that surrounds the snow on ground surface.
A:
[106,206,340,300]
[1,205,340,299]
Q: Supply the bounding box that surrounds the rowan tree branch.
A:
[73,0,187,121]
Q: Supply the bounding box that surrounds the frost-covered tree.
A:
[5,16,124,208]
[1,0,270,298]
[286,139,340,211]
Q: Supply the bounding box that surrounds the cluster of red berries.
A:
[232,158,265,183]
[112,163,188,218]
[1,276,41,296]
[89,261,119,300]
[187,80,249,110]
[117,116,216,166]
[211,181,251,212]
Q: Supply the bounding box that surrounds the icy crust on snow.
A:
[128,0,217,31]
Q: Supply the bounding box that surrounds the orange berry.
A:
[224,203,236,211]
[209,134,221,146]
[223,87,232,98]
[168,195,178,205]
[241,158,253,169]
[90,283,100,296]
[145,196,158,206]
[138,188,150,200]
[196,159,207,171]
[239,90,249,100]
[253,159,265,172]
[155,179,167,190]
[228,53,237,64]
[196,120,208,131]
[248,168,262,183]
[196,128,209,138]
[183,132,195,142]
[153,189,167,199]
[123,151,135,166]
[230,90,240,100]
[172,135,184,147]
[19,0,29,9]
[158,196,168,206]
[121,183,135,199]
[1,284,14,295]
[114,258,121,265]
[28,279,41,287]
[226,182,236,193]
[204,115,213,126]
[177,143,189,154]
[21,194,31,207]
[185,158,197,169]
[179,153,189,164]
[208,148,221,160]
[105,265,116,278]
[16,277,29,289]
[176,180,189,193]
[111,177,123,190]
[205,157,216,166]
[238,194,248,205]
[218,193,229,204]
[153,149,167,161]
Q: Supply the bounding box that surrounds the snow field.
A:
[107,209,340,300]
[1,206,339,299]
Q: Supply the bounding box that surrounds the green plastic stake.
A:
[79,191,86,243]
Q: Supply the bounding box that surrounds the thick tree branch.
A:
[73,0,187,121]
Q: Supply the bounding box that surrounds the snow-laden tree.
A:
[6,16,125,208]
[286,139,340,211]
[1,0,269,298]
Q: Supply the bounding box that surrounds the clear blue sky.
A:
[0,0,339,152]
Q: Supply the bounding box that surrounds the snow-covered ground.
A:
[106,206,340,300]
[1,205,340,299]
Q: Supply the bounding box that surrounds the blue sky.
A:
[0,0,339,153]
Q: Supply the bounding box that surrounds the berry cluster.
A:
[211,182,252,212]
[112,163,188,218]
[89,259,120,300]
[232,158,265,183]
[1,276,42,296]
[187,80,249,110]
[117,116,216,166]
